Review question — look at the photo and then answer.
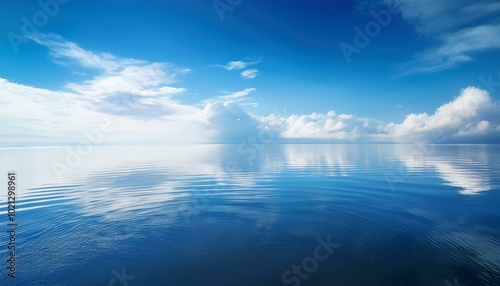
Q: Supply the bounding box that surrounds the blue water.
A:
[1,144,499,285]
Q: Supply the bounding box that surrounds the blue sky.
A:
[0,0,499,145]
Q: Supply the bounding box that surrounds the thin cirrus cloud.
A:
[216,58,262,79]
[217,58,262,71]
[27,33,146,72]
[388,0,500,76]
[394,24,500,76]
[240,68,259,79]
[1,34,499,145]
[218,88,257,100]
[202,88,258,108]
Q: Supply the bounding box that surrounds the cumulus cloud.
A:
[386,87,500,143]
[1,34,499,146]
[258,87,499,143]
[0,78,99,143]
[260,111,388,142]
[1,33,266,145]
[27,33,195,120]
[0,34,247,145]
[240,68,259,79]
[0,78,211,145]
[200,101,260,143]
[388,0,500,75]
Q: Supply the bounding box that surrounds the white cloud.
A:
[395,24,500,75]
[3,71,499,145]
[223,61,247,70]
[1,34,266,145]
[27,34,195,120]
[0,34,219,144]
[66,63,187,97]
[387,87,500,143]
[258,87,499,143]
[201,88,259,108]
[388,0,500,75]
[1,34,499,145]
[0,78,100,143]
[240,68,259,79]
[200,101,260,143]
[0,78,212,145]
[218,88,256,100]
[260,111,388,142]
[217,58,262,71]
[28,33,146,72]
[388,0,500,34]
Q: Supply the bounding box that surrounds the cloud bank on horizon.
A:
[1,0,500,146]
[1,32,499,146]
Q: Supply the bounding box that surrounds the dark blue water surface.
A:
[1,144,499,285]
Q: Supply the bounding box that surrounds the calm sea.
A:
[0,144,499,285]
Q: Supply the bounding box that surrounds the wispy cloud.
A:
[27,33,146,72]
[218,88,256,99]
[240,68,259,79]
[1,34,267,144]
[3,73,499,144]
[1,34,499,145]
[388,0,500,76]
[26,33,195,119]
[388,0,500,34]
[395,24,500,76]
[396,24,500,76]
[217,57,262,71]
[202,88,259,107]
